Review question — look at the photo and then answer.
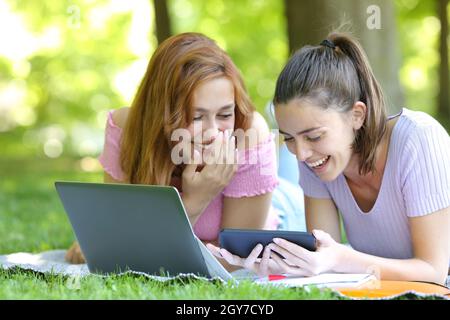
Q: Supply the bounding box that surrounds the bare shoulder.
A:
[251,111,270,138]
[239,111,270,150]
[111,107,130,129]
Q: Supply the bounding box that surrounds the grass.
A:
[0,268,342,300]
[0,156,444,300]
[0,157,99,254]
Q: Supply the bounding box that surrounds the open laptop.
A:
[55,181,232,279]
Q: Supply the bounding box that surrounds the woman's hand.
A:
[268,229,344,276]
[206,243,284,277]
[65,241,86,264]
[182,130,238,219]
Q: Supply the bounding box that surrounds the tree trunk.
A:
[437,0,449,125]
[284,0,404,114]
[153,0,172,44]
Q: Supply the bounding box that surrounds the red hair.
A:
[120,33,255,184]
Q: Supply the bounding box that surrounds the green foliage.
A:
[395,0,443,116]
[0,0,447,159]
[1,0,151,158]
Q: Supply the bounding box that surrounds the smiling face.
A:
[275,99,359,182]
[186,76,236,159]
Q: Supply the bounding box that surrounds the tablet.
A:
[219,229,317,258]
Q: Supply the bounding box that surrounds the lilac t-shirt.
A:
[98,111,280,241]
[299,108,450,260]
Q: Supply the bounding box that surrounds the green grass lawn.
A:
[0,268,341,300]
[0,157,442,300]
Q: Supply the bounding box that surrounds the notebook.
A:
[254,273,378,288]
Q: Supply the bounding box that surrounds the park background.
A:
[0,0,448,299]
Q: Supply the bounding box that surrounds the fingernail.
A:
[273,238,281,244]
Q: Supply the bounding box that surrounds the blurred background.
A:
[0,0,448,252]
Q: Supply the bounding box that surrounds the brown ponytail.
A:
[274,32,387,175]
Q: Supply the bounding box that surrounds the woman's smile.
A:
[306,155,331,173]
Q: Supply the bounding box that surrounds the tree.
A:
[153,0,172,44]
[284,0,404,114]
[437,0,449,125]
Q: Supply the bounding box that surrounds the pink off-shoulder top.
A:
[98,111,280,241]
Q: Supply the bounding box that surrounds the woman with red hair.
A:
[65,33,280,271]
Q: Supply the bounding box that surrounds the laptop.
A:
[55,181,232,279]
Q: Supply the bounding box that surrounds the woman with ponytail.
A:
[210,32,449,285]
